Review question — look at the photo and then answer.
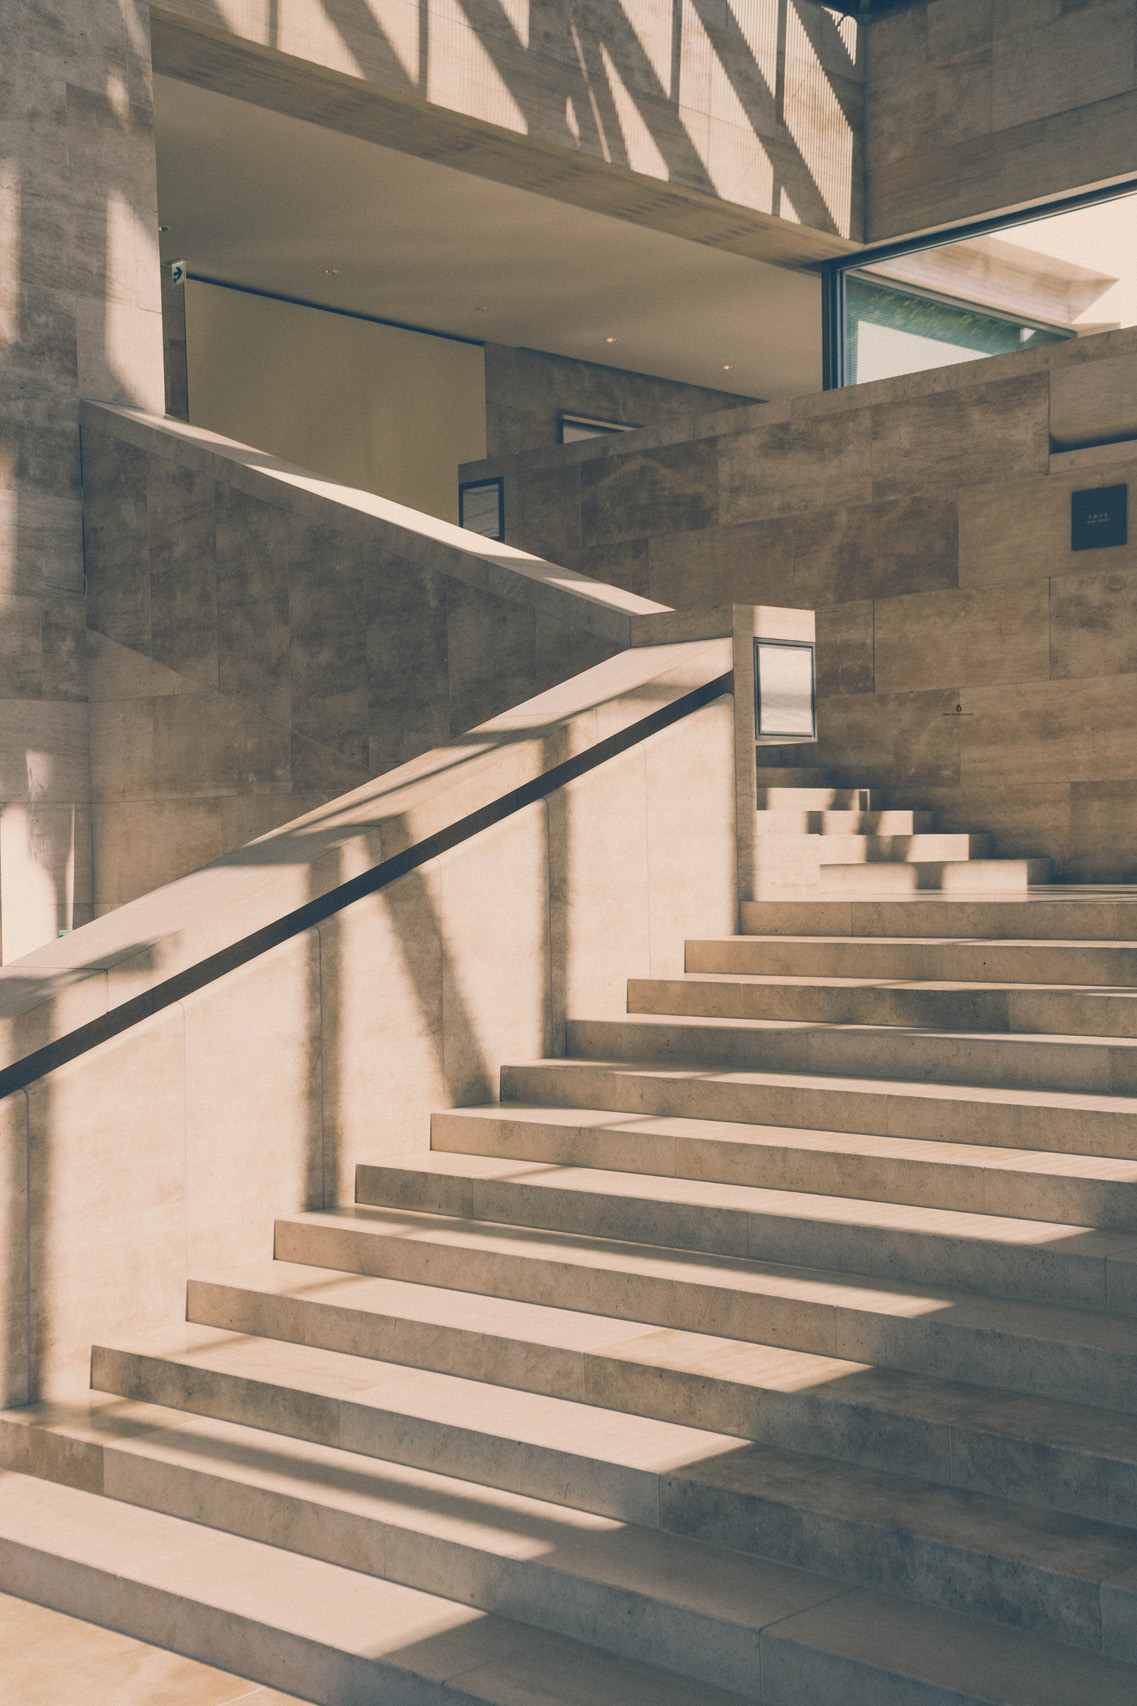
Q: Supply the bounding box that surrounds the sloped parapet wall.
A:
[463,324,1137,882]
[0,636,734,1403]
[80,402,668,915]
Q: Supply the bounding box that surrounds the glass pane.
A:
[755,641,815,739]
[459,481,502,539]
[844,190,1137,388]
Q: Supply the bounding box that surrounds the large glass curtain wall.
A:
[829,185,1137,388]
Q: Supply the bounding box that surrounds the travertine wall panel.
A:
[1,0,166,960]
[466,324,1137,878]
[872,581,1050,694]
[866,0,1137,238]
[82,411,627,912]
[484,344,756,458]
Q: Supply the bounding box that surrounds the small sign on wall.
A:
[1071,484,1127,551]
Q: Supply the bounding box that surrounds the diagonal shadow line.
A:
[458,0,718,191]
[0,676,731,1105]
[684,0,845,237]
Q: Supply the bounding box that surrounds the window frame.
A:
[820,175,1137,390]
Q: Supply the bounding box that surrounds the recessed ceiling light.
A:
[604,336,617,343]
[323,268,339,275]
[722,364,733,370]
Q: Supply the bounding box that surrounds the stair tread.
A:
[575,1011,1137,1049]
[436,1102,1137,1183]
[658,972,1137,996]
[179,1261,1137,1485]
[0,1471,748,1705]
[520,1055,1137,1113]
[272,1206,1137,1359]
[363,1149,1137,1258]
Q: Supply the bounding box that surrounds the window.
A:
[558,414,639,444]
[825,182,1137,390]
[458,477,504,541]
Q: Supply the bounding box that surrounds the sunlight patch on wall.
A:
[782,0,854,237]
[620,0,675,92]
[0,160,17,351]
[429,14,529,132]
[366,0,423,82]
[600,43,669,179]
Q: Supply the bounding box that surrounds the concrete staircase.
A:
[7,772,1137,1700]
[756,766,1052,895]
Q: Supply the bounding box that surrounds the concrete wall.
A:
[186,282,487,523]
[0,0,166,963]
[79,403,671,914]
[150,0,864,263]
[865,0,1137,241]
[464,325,1137,881]
[0,641,735,1400]
[484,343,758,457]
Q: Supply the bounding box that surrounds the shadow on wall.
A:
[174,0,862,239]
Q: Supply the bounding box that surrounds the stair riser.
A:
[755,813,933,836]
[566,1018,1137,1099]
[755,790,877,810]
[740,902,1137,941]
[818,861,1048,897]
[812,835,991,863]
[77,1447,771,1699]
[176,1288,1137,1533]
[687,940,1137,987]
[630,980,1137,1040]
[433,1109,1137,1231]
[502,1062,1137,1161]
[266,1223,1137,1417]
[355,1164,1137,1317]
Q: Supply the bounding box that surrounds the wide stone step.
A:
[688,935,1137,987]
[8,1393,1137,1666]
[3,1450,1130,1706]
[815,833,991,863]
[434,1103,1137,1229]
[501,1057,1137,1160]
[265,1208,1137,1414]
[755,810,933,835]
[87,1315,1137,1535]
[0,1402,813,1699]
[629,972,1137,1039]
[0,1468,735,1706]
[755,787,881,809]
[353,1152,1137,1316]
[565,1013,1137,1098]
[818,859,1051,896]
[740,897,1137,940]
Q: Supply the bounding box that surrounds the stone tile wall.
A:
[865,0,1137,238]
[483,344,758,458]
[462,324,1137,880]
[1,0,166,962]
[81,411,629,913]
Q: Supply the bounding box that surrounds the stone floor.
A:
[0,1589,311,1705]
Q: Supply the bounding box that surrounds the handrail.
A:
[0,666,730,1101]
